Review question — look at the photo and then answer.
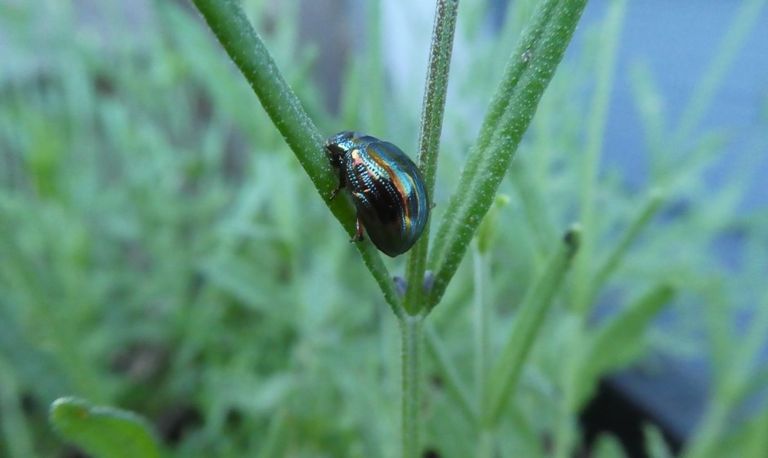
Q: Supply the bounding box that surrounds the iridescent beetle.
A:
[325,131,429,257]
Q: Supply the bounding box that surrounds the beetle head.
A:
[325,131,360,168]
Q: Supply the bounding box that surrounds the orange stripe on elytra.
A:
[368,150,413,233]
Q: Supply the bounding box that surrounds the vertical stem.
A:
[573,0,626,316]
[553,360,578,458]
[472,244,490,418]
[672,0,767,149]
[401,314,424,458]
[474,242,493,457]
[404,0,459,315]
[424,324,478,424]
[427,0,589,310]
[478,430,494,458]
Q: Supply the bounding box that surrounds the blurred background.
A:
[1,0,767,456]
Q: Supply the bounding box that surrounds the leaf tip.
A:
[563,224,582,254]
[50,397,89,426]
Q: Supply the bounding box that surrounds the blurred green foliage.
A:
[0,0,766,457]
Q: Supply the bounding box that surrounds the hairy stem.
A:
[404,0,460,315]
[400,315,424,458]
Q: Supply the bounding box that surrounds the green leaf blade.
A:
[50,397,162,458]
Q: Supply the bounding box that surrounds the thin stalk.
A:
[485,226,581,426]
[190,0,402,314]
[472,244,490,422]
[573,0,626,316]
[0,358,34,458]
[478,430,494,458]
[427,0,588,310]
[473,244,493,458]
[400,314,424,458]
[684,292,768,458]
[257,409,289,458]
[414,0,459,194]
[672,0,767,148]
[404,0,459,315]
[555,285,675,458]
[578,188,664,311]
[424,324,478,425]
[553,380,578,458]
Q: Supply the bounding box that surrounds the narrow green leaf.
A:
[428,0,588,309]
[190,0,401,314]
[50,397,161,458]
[485,226,580,426]
[572,284,674,407]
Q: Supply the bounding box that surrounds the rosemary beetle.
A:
[325,131,429,257]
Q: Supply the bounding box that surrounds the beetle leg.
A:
[348,192,367,242]
[350,215,365,242]
[330,173,346,200]
[329,185,341,200]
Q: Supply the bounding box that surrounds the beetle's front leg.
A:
[350,214,365,242]
[329,185,342,201]
[329,172,346,201]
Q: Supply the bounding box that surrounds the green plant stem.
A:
[555,285,674,458]
[473,243,493,456]
[484,226,581,426]
[400,314,424,458]
[404,0,459,315]
[0,358,34,458]
[684,292,768,458]
[427,0,588,309]
[257,409,289,458]
[578,188,664,312]
[553,384,577,458]
[190,0,401,315]
[573,0,626,316]
[478,429,494,458]
[672,0,767,148]
[425,324,478,424]
[472,244,490,420]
